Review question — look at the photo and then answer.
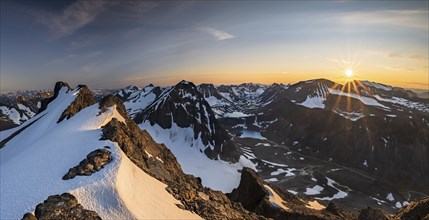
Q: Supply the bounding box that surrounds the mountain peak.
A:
[124,85,140,91]
[53,81,72,94]
[57,84,96,123]
[176,80,195,87]
[37,81,72,114]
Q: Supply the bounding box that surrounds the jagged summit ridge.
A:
[133,80,241,162]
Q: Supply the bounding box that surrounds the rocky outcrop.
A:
[228,168,352,220]
[63,148,112,180]
[357,207,388,220]
[166,174,263,220]
[58,85,96,123]
[21,213,37,220]
[228,167,269,211]
[22,193,100,220]
[99,94,262,220]
[99,95,182,183]
[325,202,356,220]
[394,197,429,220]
[38,81,71,114]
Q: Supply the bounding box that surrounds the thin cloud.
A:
[387,52,429,61]
[37,0,112,38]
[376,65,416,71]
[339,10,429,29]
[198,27,235,41]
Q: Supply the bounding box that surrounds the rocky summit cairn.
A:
[63,148,112,180]
[21,193,100,220]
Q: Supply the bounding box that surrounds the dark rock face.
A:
[22,193,101,220]
[357,207,388,220]
[394,197,429,220]
[228,167,268,211]
[259,79,429,192]
[0,96,39,128]
[166,175,263,220]
[38,81,72,114]
[58,85,96,123]
[258,83,288,104]
[63,149,112,180]
[99,94,262,220]
[99,94,183,181]
[134,80,240,162]
[228,168,349,220]
[21,213,37,220]
[197,83,239,118]
[198,83,227,100]
[100,94,184,183]
[325,202,355,220]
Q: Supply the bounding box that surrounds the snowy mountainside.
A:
[258,83,290,105]
[0,94,46,130]
[0,82,201,219]
[277,79,429,120]
[132,80,241,163]
[116,84,164,118]
[224,83,268,101]
[212,79,428,212]
[127,81,257,192]
[248,79,429,193]
[197,83,238,117]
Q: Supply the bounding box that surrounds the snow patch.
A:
[328,88,389,109]
[139,122,255,193]
[304,185,324,195]
[224,111,251,118]
[264,185,289,210]
[386,193,395,201]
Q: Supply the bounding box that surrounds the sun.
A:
[345,69,353,78]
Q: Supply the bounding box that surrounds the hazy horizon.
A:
[1,78,428,93]
[1,1,428,91]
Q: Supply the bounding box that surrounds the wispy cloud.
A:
[198,27,235,41]
[339,10,429,29]
[37,0,112,38]
[87,50,103,57]
[377,65,416,71]
[387,52,429,61]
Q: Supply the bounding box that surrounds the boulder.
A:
[32,193,101,220]
[63,149,112,180]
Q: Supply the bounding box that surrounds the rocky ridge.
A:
[133,80,240,162]
[99,94,262,219]
[57,85,96,123]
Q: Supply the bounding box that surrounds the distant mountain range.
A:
[1,79,428,219]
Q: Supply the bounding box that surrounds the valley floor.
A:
[227,127,428,214]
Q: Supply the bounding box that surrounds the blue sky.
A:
[1,0,428,90]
